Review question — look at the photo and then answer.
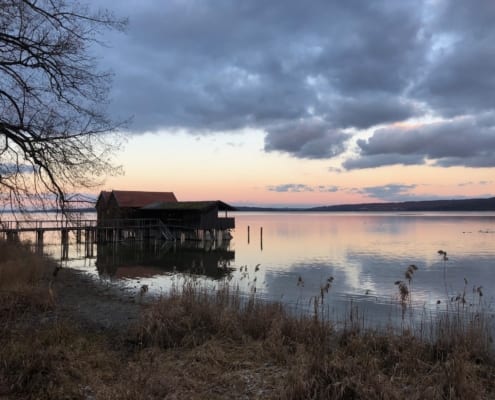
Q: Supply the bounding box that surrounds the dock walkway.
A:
[0,218,174,243]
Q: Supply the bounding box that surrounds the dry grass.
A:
[0,240,55,320]
[136,280,329,352]
[1,240,495,399]
[0,240,50,288]
[135,281,495,400]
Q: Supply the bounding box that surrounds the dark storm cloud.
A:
[345,116,495,169]
[96,0,495,165]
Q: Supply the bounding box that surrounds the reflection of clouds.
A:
[29,211,495,323]
[239,212,495,319]
[338,258,365,291]
[362,216,413,235]
[346,251,495,307]
[259,250,495,317]
[261,259,376,306]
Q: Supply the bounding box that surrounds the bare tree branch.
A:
[0,0,127,214]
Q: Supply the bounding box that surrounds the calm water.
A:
[33,212,495,326]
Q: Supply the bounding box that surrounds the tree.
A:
[0,0,126,213]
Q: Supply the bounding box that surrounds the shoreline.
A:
[53,267,143,332]
[1,240,495,399]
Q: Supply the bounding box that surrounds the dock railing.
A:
[0,219,97,232]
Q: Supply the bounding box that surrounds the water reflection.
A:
[230,212,495,319]
[95,240,235,280]
[25,211,495,326]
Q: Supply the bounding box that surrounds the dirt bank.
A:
[53,267,144,332]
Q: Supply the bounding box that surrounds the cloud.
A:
[352,183,475,202]
[317,185,339,193]
[92,0,495,166]
[413,1,495,117]
[458,180,493,187]
[0,163,36,175]
[343,154,425,170]
[267,184,339,193]
[264,120,349,159]
[330,96,420,130]
[267,184,314,193]
[357,184,417,202]
[353,183,431,202]
[344,116,495,169]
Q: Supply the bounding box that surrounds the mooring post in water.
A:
[7,231,19,242]
[36,229,44,246]
[61,228,69,260]
[247,225,250,244]
[260,227,263,251]
[75,215,80,244]
[84,228,90,257]
[61,228,69,244]
[87,236,93,257]
[90,229,94,252]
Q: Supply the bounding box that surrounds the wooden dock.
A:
[0,217,235,261]
[0,218,179,260]
[0,218,175,244]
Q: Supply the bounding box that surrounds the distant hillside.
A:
[310,197,495,212]
[235,197,495,212]
[234,206,305,212]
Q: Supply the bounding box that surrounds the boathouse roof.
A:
[109,190,178,208]
[141,200,236,212]
[96,191,111,208]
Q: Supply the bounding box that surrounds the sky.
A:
[94,0,495,207]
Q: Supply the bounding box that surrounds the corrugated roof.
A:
[111,190,177,208]
[142,200,235,211]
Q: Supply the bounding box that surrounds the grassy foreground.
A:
[1,240,494,399]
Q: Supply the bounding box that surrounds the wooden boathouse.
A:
[96,190,178,221]
[95,190,236,241]
[140,200,235,239]
[0,191,235,255]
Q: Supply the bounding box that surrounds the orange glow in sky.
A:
[99,130,495,207]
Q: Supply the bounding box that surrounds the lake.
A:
[35,211,495,327]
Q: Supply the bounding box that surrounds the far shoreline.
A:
[2,195,495,214]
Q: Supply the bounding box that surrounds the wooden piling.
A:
[36,229,44,245]
[61,229,69,260]
[7,231,19,242]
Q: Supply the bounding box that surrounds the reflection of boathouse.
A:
[95,190,235,241]
[96,241,235,280]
